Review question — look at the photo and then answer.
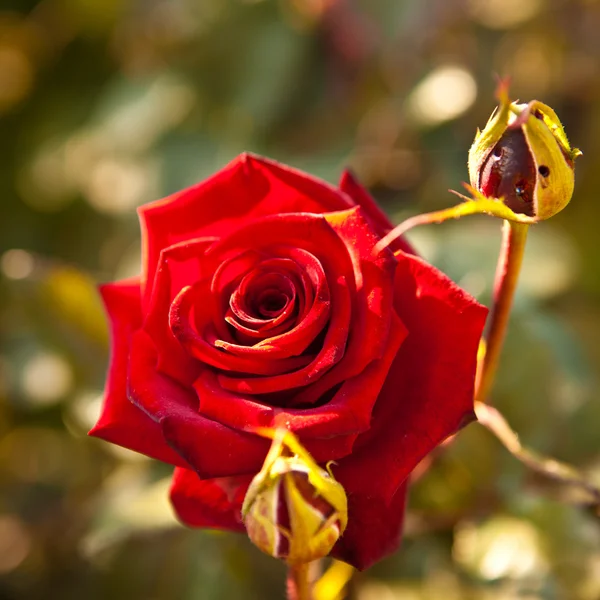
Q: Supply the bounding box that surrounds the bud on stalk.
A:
[373,81,581,256]
[242,428,348,565]
[469,81,581,220]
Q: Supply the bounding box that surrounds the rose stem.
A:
[287,563,312,600]
[472,220,600,508]
[475,220,529,404]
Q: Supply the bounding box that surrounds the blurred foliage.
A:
[1,0,600,598]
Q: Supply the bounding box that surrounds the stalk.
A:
[475,220,529,403]
[287,563,312,600]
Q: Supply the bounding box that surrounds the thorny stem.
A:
[475,220,529,404]
[287,563,313,600]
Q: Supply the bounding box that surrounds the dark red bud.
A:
[479,128,536,217]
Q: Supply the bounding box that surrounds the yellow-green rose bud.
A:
[242,428,348,565]
[468,81,581,220]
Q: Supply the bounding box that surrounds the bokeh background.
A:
[1,0,600,598]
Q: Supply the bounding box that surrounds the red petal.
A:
[127,329,276,478]
[169,467,250,531]
[208,212,354,394]
[194,311,405,441]
[210,248,267,341]
[229,269,297,326]
[140,153,353,307]
[89,279,188,467]
[333,251,487,503]
[291,207,398,404]
[214,249,329,357]
[170,283,313,375]
[331,482,408,570]
[127,329,359,473]
[143,239,215,386]
[339,169,415,255]
[217,275,350,395]
[220,253,322,346]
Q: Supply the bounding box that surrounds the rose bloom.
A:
[90,153,486,569]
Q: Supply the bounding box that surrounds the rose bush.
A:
[90,153,487,569]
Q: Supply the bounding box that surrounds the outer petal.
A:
[334,251,487,504]
[169,467,250,531]
[127,330,358,477]
[331,483,408,570]
[89,279,188,467]
[127,329,271,477]
[140,153,353,306]
[339,169,414,255]
[143,238,216,387]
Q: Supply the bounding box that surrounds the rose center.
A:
[229,268,298,328]
[254,288,289,317]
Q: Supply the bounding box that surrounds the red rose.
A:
[90,153,486,569]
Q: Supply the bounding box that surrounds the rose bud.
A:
[242,428,348,565]
[468,82,581,220]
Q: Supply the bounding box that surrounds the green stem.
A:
[287,563,312,600]
[475,220,529,403]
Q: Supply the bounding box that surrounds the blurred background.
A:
[1,0,599,598]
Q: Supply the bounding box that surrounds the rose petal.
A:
[217,274,350,395]
[331,482,408,570]
[217,248,329,358]
[128,329,359,474]
[144,239,215,386]
[333,251,487,504]
[233,270,294,317]
[210,248,267,340]
[209,213,355,394]
[127,329,272,477]
[169,467,250,531]
[195,311,405,441]
[224,259,303,337]
[170,283,314,375]
[339,169,415,255]
[89,279,188,467]
[291,207,398,405]
[140,153,353,308]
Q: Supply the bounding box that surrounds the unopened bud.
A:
[469,81,581,220]
[242,428,348,565]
